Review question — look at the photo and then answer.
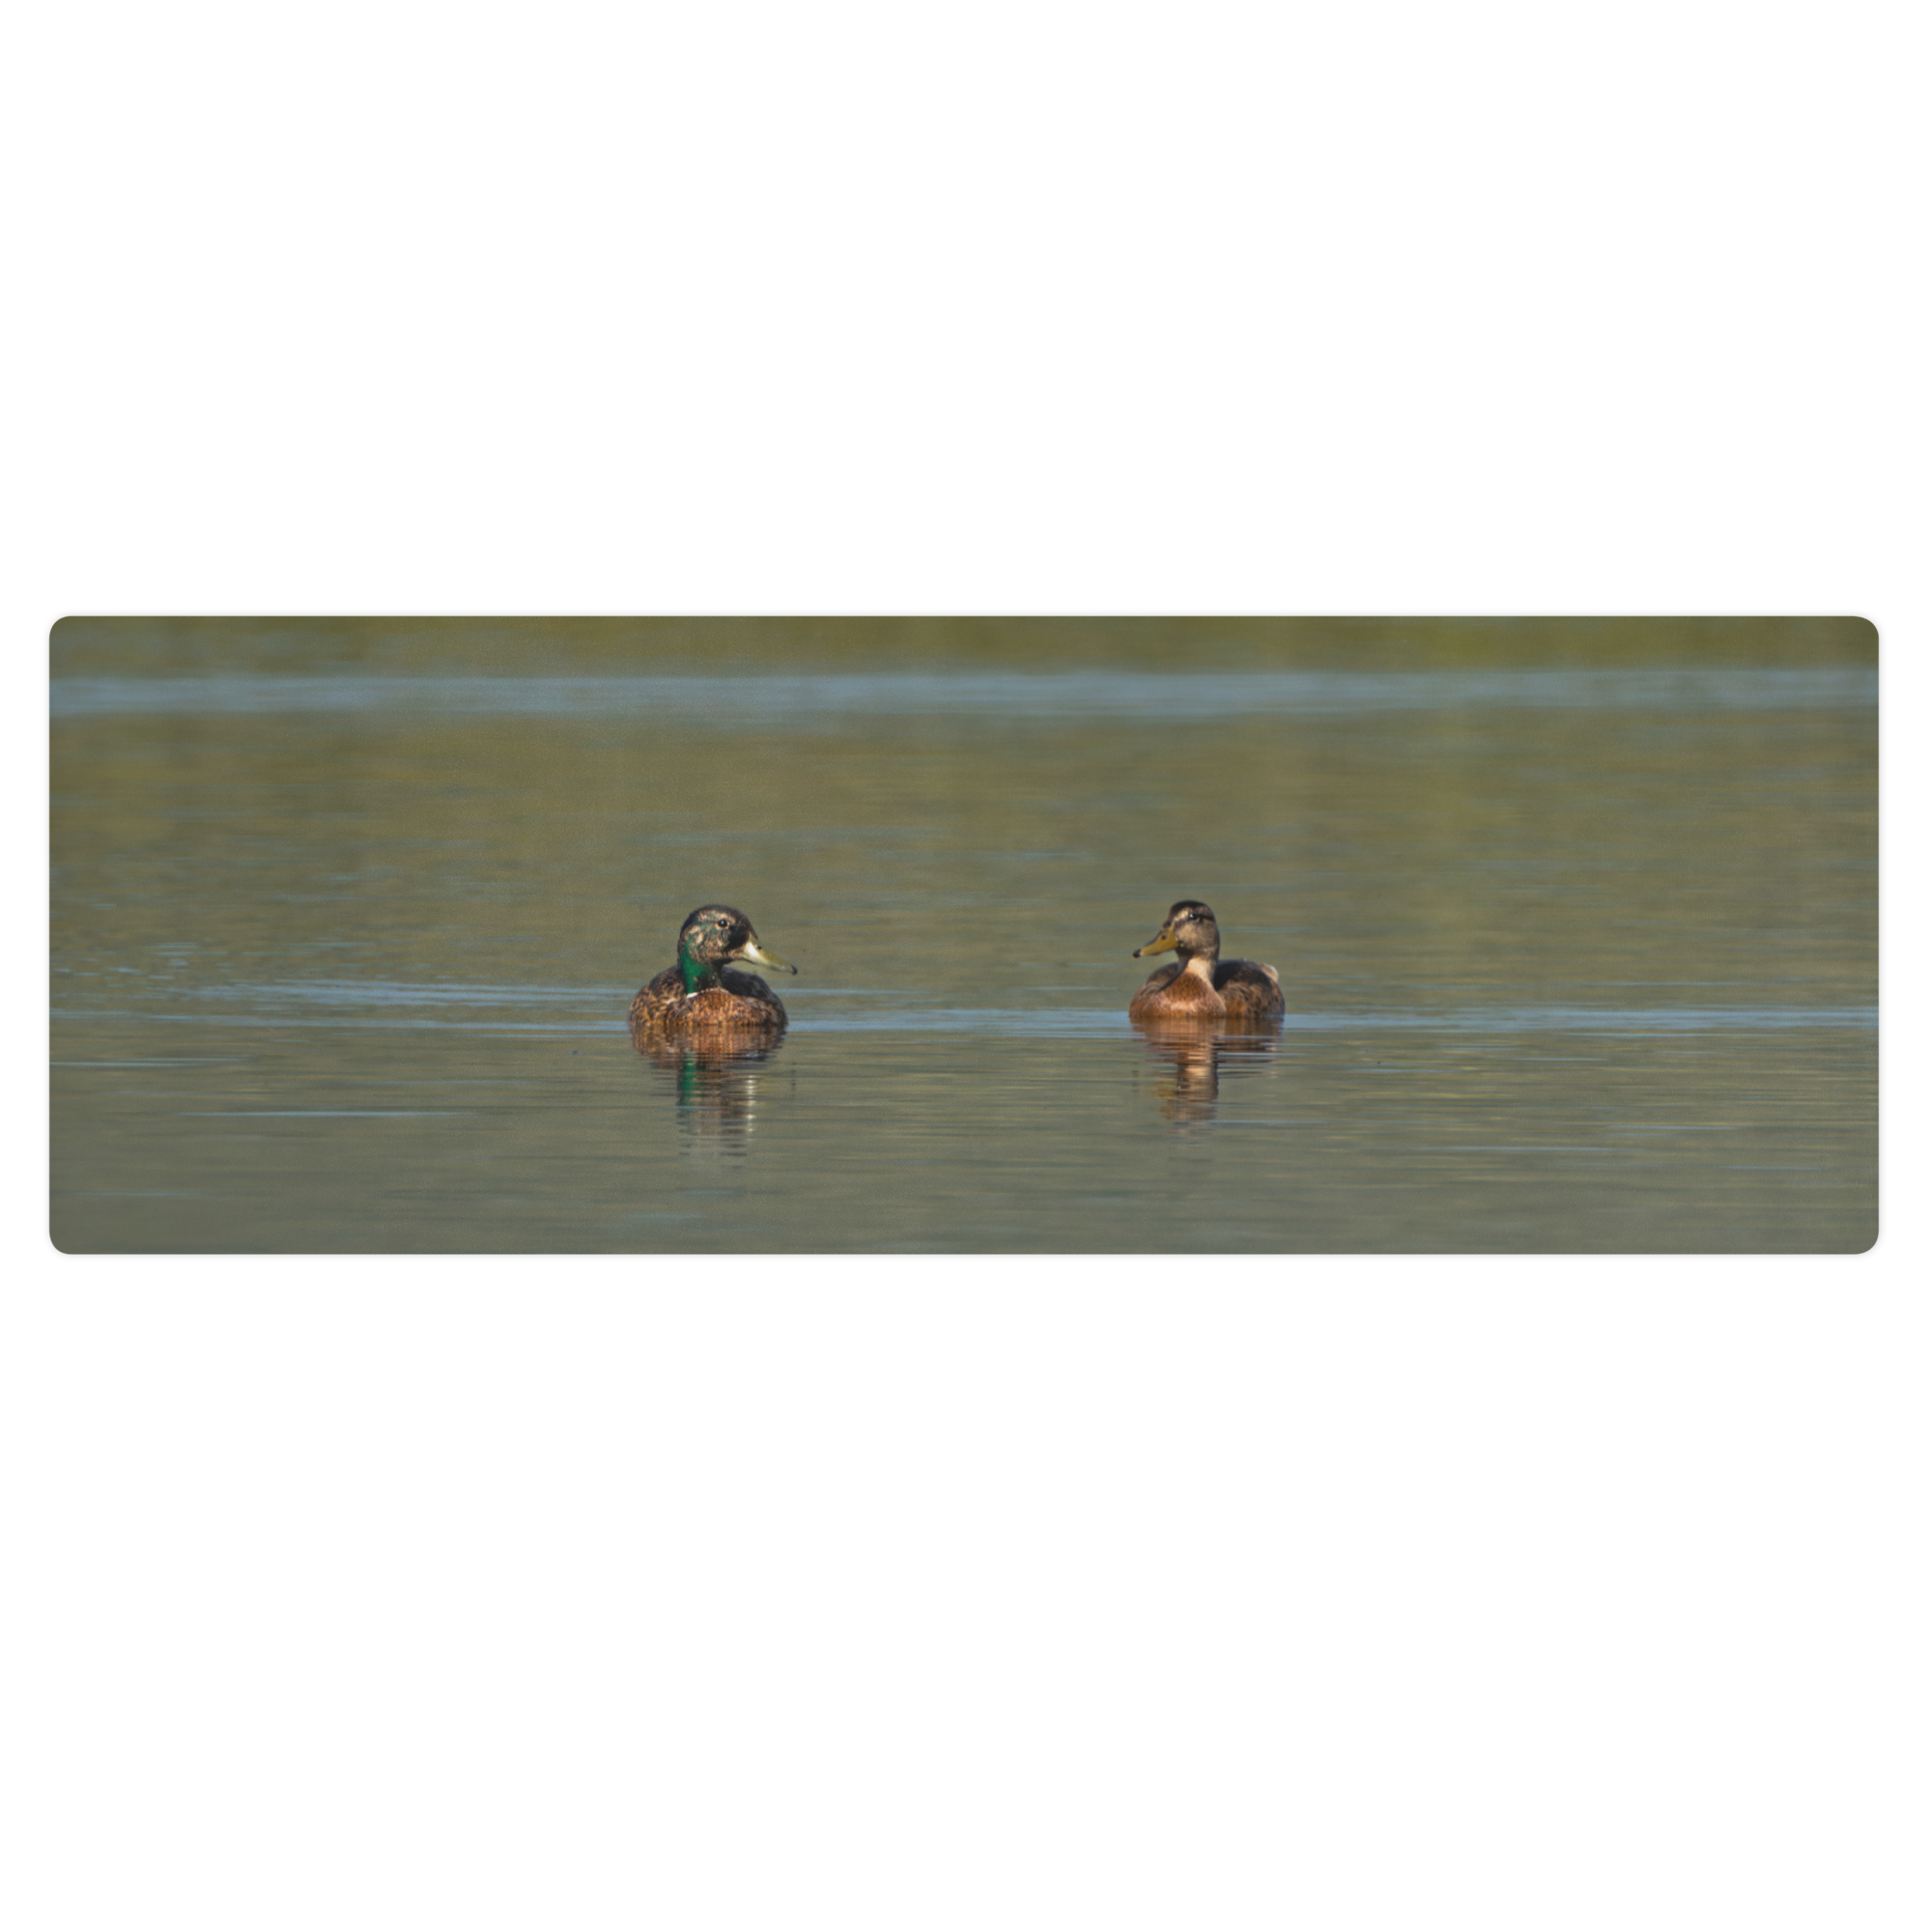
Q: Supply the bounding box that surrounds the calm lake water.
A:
[50,618,1877,1252]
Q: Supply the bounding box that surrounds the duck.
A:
[1128,899,1284,1023]
[631,904,796,1035]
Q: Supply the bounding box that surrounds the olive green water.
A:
[50,618,1877,1252]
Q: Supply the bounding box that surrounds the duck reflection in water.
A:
[1134,1020,1282,1132]
[634,1031,785,1151]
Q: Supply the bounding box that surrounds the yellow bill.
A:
[734,936,797,975]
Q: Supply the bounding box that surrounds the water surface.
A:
[50,618,1877,1251]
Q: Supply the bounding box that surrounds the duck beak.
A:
[733,936,797,975]
[1134,923,1178,958]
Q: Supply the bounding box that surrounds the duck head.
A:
[1133,899,1221,963]
[677,904,796,994]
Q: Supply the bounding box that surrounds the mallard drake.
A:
[631,904,796,1035]
[1128,899,1284,1023]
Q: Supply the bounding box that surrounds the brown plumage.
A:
[630,904,795,1037]
[1128,899,1284,1023]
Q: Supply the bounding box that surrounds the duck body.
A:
[1128,899,1284,1024]
[631,904,795,1037]
[631,962,789,1033]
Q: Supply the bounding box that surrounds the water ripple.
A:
[50,667,1878,721]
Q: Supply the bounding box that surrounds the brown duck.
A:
[1128,899,1284,1023]
[631,904,796,1035]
